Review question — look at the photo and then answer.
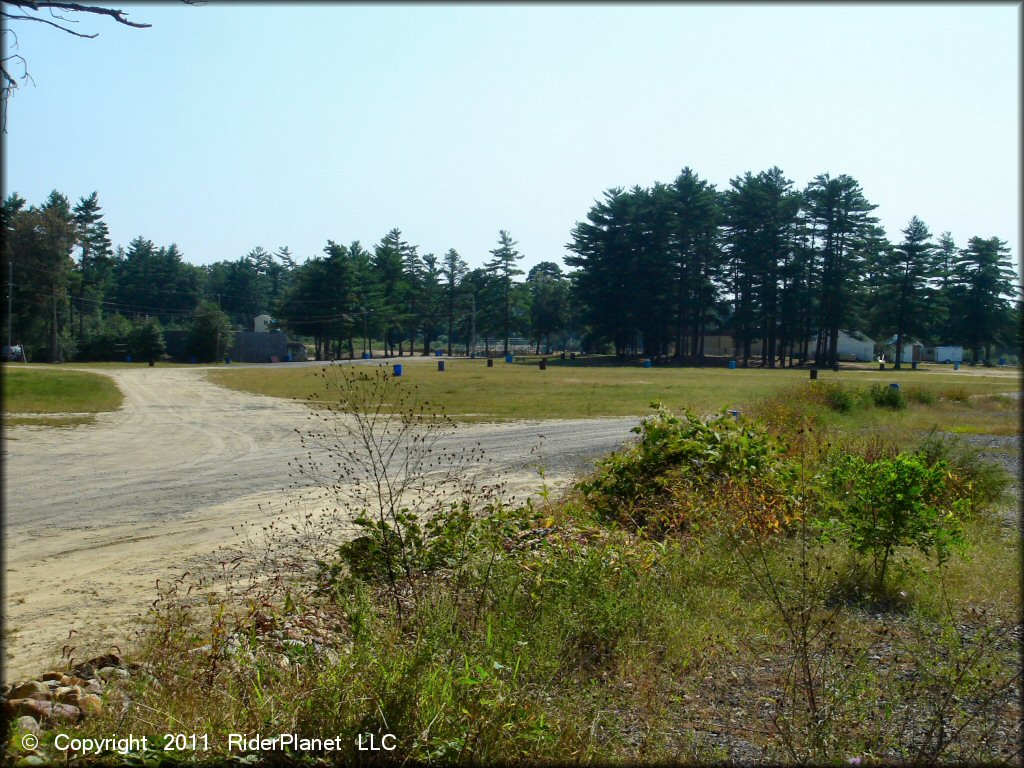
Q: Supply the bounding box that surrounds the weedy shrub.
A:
[914,432,1012,511]
[903,385,937,405]
[820,451,968,592]
[578,403,784,531]
[298,364,490,616]
[748,388,825,436]
[939,386,970,403]
[868,382,907,410]
[809,379,858,412]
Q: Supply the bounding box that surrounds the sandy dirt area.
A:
[2,362,639,682]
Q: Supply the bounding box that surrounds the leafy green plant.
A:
[821,452,968,591]
[914,432,1011,510]
[578,403,783,529]
[810,380,858,412]
[868,383,907,410]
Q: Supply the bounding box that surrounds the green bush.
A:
[868,382,907,410]
[129,316,166,361]
[578,403,783,529]
[914,433,1011,510]
[821,451,968,591]
[817,380,857,412]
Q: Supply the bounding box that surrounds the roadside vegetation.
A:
[7,364,1017,766]
[1,367,123,427]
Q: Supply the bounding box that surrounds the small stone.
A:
[25,691,52,702]
[42,680,60,690]
[9,681,46,699]
[84,679,103,695]
[15,715,40,735]
[15,756,50,767]
[97,666,129,681]
[72,653,122,679]
[76,693,103,717]
[276,654,290,670]
[54,686,82,703]
[40,671,62,682]
[16,699,80,724]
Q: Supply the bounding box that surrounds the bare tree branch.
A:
[1,12,98,37]
[3,2,152,29]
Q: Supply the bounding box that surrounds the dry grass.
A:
[206,359,1018,424]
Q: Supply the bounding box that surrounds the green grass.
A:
[1,366,123,415]
[206,359,1018,424]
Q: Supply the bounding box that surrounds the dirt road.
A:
[2,363,638,680]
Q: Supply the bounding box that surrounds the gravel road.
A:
[3,362,640,680]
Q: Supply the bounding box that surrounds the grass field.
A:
[1,366,123,426]
[207,358,1020,431]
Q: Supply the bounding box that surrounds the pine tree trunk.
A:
[50,283,59,363]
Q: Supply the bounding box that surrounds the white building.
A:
[836,331,875,362]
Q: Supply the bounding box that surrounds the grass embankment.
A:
[10,367,1017,766]
[208,358,1017,428]
[1,366,123,427]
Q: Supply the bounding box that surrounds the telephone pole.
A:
[6,260,12,356]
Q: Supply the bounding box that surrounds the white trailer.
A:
[934,346,963,364]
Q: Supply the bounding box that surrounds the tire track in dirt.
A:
[3,364,637,680]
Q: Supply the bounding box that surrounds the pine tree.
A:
[441,248,467,355]
[950,236,1016,363]
[486,230,524,355]
[72,191,113,341]
[870,216,936,367]
[803,173,878,367]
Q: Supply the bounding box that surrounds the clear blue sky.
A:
[3,3,1019,274]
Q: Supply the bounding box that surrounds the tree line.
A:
[1,192,571,362]
[2,171,1018,366]
[568,167,1019,367]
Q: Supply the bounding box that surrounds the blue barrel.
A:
[224,355,231,364]
[728,360,737,369]
[728,409,741,421]
[189,356,197,364]
[999,357,1006,366]
[435,349,443,357]
[126,354,133,363]
[505,354,513,363]
[438,360,445,372]
[890,382,900,391]
[362,352,371,359]
[642,360,652,368]
[953,362,960,371]
[393,363,403,377]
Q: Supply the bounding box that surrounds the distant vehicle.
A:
[1,344,23,361]
[935,345,964,364]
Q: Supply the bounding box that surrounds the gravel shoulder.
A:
[3,364,639,681]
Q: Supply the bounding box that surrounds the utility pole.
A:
[6,260,12,356]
